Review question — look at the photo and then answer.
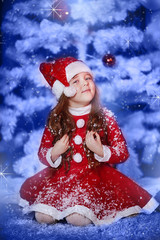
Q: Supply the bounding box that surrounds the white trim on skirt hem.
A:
[18,196,159,225]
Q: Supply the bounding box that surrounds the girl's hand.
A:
[51,134,69,162]
[85,131,104,157]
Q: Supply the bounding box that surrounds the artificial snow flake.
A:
[0,162,13,190]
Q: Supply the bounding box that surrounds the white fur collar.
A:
[68,104,91,116]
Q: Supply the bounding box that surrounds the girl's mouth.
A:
[82,89,90,93]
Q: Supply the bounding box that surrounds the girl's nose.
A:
[83,79,89,86]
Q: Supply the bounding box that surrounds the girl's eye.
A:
[73,80,78,84]
[86,77,92,80]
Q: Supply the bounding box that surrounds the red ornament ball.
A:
[102,54,116,67]
[52,0,70,21]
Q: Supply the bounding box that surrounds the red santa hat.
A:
[39,56,93,99]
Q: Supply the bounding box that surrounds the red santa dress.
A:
[19,105,159,225]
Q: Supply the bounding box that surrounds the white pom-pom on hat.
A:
[52,80,76,99]
[64,85,77,97]
[52,80,65,99]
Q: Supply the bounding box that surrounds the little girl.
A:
[19,56,159,226]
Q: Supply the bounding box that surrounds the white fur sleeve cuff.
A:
[46,147,62,168]
[94,145,111,162]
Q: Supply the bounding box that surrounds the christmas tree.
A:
[0,0,160,186]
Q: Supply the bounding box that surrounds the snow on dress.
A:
[19,107,159,225]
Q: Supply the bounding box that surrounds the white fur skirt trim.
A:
[18,196,159,225]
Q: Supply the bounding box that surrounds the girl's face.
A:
[68,72,95,108]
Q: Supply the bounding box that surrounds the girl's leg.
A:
[66,213,92,226]
[35,211,56,224]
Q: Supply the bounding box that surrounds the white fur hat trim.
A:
[65,61,93,82]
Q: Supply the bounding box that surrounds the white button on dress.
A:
[73,153,82,163]
[76,119,85,128]
[74,135,82,145]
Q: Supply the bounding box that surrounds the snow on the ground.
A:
[0,203,160,240]
[0,176,160,240]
